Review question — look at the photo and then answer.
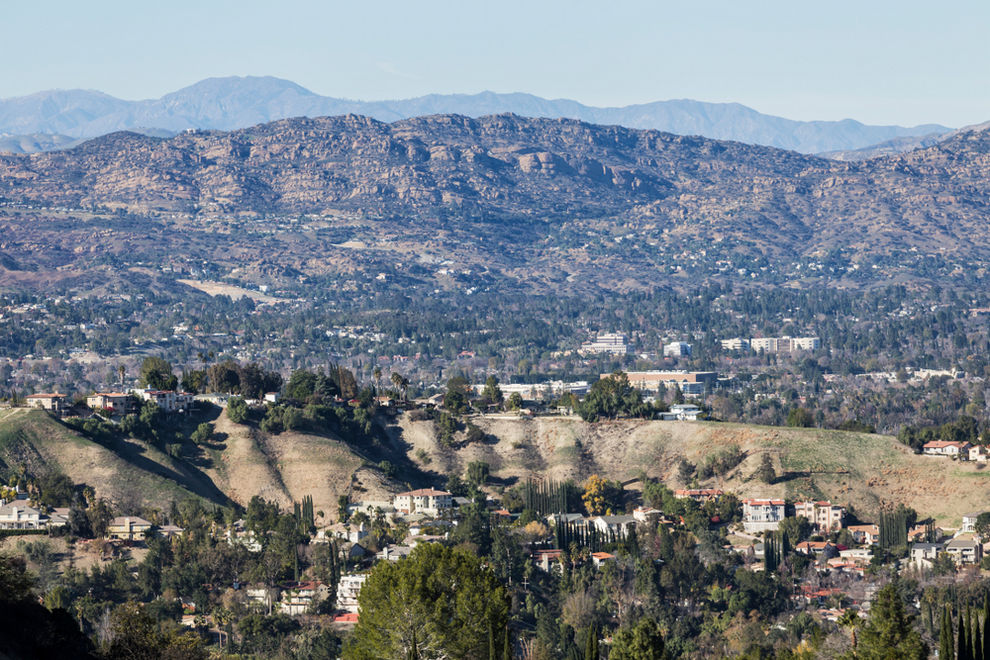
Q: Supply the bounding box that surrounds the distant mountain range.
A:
[3,113,990,292]
[0,76,951,155]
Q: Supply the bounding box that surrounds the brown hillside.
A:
[397,413,990,527]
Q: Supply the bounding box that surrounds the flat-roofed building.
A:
[609,371,718,393]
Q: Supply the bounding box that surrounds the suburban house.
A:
[962,512,983,534]
[86,392,136,415]
[25,393,70,414]
[591,551,616,567]
[247,586,279,613]
[632,506,663,524]
[945,537,983,565]
[793,501,846,533]
[0,503,44,529]
[336,574,369,614]
[107,516,153,541]
[847,524,880,546]
[659,404,702,421]
[392,489,453,516]
[134,389,194,413]
[592,515,638,539]
[922,440,972,458]
[742,499,786,532]
[674,488,724,502]
[970,446,989,463]
[910,542,944,570]
[279,581,331,615]
[533,549,565,573]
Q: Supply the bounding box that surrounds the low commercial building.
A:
[663,341,692,358]
[579,333,630,356]
[749,336,820,354]
[720,338,751,351]
[613,371,718,394]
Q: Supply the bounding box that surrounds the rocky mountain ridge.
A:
[0,76,949,154]
[1,112,990,291]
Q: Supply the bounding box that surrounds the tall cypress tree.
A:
[488,620,496,660]
[983,594,990,660]
[585,624,598,660]
[956,610,973,660]
[503,626,511,660]
[941,606,956,660]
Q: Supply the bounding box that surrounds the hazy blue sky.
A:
[4,0,988,127]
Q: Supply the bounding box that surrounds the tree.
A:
[444,377,471,415]
[584,623,599,660]
[190,422,213,445]
[578,372,643,422]
[227,397,248,424]
[481,376,504,409]
[139,356,178,391]
[940,605,954,660]
[345,544,509,660]
[467,461,490,489]
[974,512,990,542]
[582,475,623,516]
[786,407,814,428]
[854,583,927,659]
[506,393,523,411]
[754,453,776,484]
[609,618,665,660]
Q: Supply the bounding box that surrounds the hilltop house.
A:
[742,499,786,533]
[793,501,846,533]
[0,503,44,529]
[86,392,136,415]
[134,389,194,414]
[674,488,723,502]
[911,542,944,570]
[25,393,70,414]
[107,516,153,542]
[280,581,331,615]
[336,574,369,614]
[922,440,971,458]
[847,524,880,546]
[945,537,983,565]
[591,515,638,539]
[392,489,452,516]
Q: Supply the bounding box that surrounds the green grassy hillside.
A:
[0,408,229,510]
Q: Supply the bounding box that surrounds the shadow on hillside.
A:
[108,437,231,506]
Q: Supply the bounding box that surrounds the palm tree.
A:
[373,366,383,394]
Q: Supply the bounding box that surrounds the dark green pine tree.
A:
[983,594,990,660]
[585,624,598,660]
[960,608,969,660]
[941,606,956,660]
[973,608,982,660]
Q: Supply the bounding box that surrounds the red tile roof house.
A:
[392,489,453,516]
[742,499,786,533]
[922,440,972,458]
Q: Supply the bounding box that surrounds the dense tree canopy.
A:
[345,544,510,660]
